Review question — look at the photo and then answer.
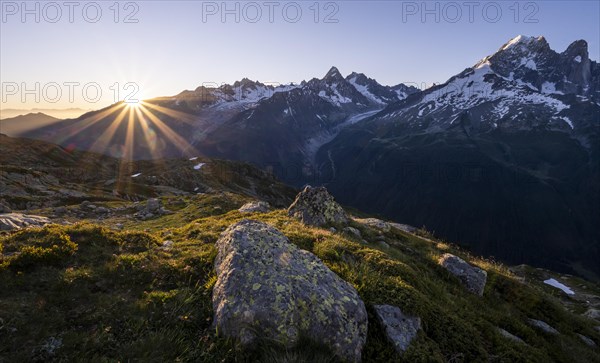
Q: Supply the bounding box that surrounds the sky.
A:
[1,0,599,112]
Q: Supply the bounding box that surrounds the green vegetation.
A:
[1,194,599,362]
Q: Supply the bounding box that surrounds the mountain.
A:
[0,108,90,120]
[0,113,60,136]
[316,36,600,280]
[1,134,600,363]
[190,67,418,182]
[20,68,416,184]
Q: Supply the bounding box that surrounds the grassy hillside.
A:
[1,193,599,362]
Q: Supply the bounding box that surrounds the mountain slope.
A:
[317,36,600,280]
[0,134,296,211]
[0,113,60,136]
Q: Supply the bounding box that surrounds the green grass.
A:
[1,194,599,362]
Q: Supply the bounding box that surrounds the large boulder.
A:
[373,305,421,355]
[287,186,348,227]
[0,213,50,231]
[439,254,487,296]
[212,220,367,362]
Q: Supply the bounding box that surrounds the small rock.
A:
[577,334,596,347]
[238,201,270,213]
[439,253,487,296]
[0,213,51,231]
[373,305,421,354]
[96,207,109,214]
[354,218,391,232]
[343,226,362,239]
[146,198,161,213]
[287,186,348,227]
[498,328,525,344]
[329,227,337,233]
[527,319,558,334]
[388,222,417,233]
[113,223,124,230]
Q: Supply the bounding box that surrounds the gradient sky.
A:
[1,0,599,111]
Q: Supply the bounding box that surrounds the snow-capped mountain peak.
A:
[372,36,599,133]
[500,35,548,52]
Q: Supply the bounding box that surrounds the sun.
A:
[125,101,141,108]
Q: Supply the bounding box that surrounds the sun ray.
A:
[52,103,126,145]
[88,106,130,156]
[115,107,137,186]
[141,101,198,125]
[138,105,197,157]
[134,106,165,161]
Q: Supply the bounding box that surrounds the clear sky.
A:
[1,0,599,111]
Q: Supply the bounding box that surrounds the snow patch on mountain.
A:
[541,82,564,95]
[520,57,537,70]
[347,76,386,105]
[559,116,574,129]
[318,84,353,107]
[544,278,575,295]
[388,59,571,126]
[203,83,300,111]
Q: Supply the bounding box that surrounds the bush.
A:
[3,227,78,271]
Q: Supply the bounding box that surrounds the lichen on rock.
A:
[212,219,367,362]
[287,186,348,227]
